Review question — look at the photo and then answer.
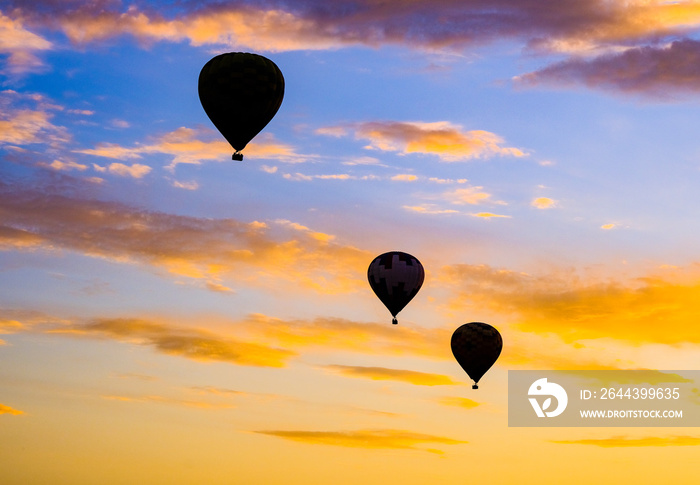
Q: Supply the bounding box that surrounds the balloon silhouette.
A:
[198,52,285,160]
[367,251,424,325]
[451,322,502,389]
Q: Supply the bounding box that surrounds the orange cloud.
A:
[8,307,456,366]
[43,160,89,172]
[12,2,700,96]
[438,263,700,344]
[322,365,459,386]
[0,403,24,415]
[321,121,525,162]
[391,174,419,182]
[517,39,700,96]
[19,1,700,55]
[438,397,481,409]
[0,182,371,293]
[531,197,556,209]
[551,436,700,447]
[472,212,511,219]
[55,317,296,367]
[237,314,451,360]
[282,172,379,181]
[254,429,467,453]
[444,186,493,205]
[403,205,460,215]
[76,128,307,171]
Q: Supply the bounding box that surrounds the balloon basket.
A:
[232,152,244,161]
[472,384,479,389]
[392,318,398,325]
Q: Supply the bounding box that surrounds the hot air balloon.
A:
[451,322,502,389]
[198,52,285,161]
[367,251,424,325]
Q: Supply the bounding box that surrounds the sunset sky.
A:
[1,1,699,483]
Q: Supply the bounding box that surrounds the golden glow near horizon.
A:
[1,1,700,484]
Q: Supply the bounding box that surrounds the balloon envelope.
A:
[451,322,502,388]
[367,251,424,324]
[198,52,285,158]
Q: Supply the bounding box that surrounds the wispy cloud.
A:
[0,13,52,76]
[255,428,467,453]
[76,128,306,171]
[17,1,700,55]
[551,436,700,447]
[0,403,24,415]
[438,263,700,344]
[0,90,69,147]
[237,314,450,360]
[12,2,700,96]
[531,197,557,209]
[54,317,296,367]
[403,205,460,215]
[93,162,152,179]
[102,394,235,410]
[471,212,511,219]
[320,121,526,162]
[282,172,378,181]
[1,306,456,365]
[0,181,371,293]
[322,365,459,386]
[443,186,494,205]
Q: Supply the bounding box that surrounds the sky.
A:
[1,0,700,483]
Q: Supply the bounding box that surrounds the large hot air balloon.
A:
[451,322,502,389]
[198,52,285,161]
[367,251,424,325]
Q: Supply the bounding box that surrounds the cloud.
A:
[0,91,69,147]
[102,394,235,410]
[17,1,700,55]
[403,205,460,215]
[322,365,459,386]
[0,403,24,415]
[103,162,152,178]
[471,212,511,219]
[429,177,468,184]
[236,314,451,360]
[438,263,700,344]
[11,2,700,95]
[551,436,700,447]
[76,128,307,171]
[444,186,493,205]
[172,180,199,190]
[531,197,556,209]
[190,386,243,396]
[254,429,467,453]
[391,174,418,181]
[42,160,89,172]
[55,317,296,367]
[0,181,371,293]
[282,171,381,181]
[438,397,481,409]
[516,39,700,96]
[0,13,52,76]
[0,305,458,368]
[321,121,525,162]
